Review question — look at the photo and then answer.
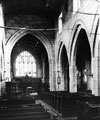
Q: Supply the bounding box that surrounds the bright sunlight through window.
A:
[15,51,36,77]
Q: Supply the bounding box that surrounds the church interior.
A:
[0,0,100,120]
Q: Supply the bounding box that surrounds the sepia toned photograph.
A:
[0,0,99,120]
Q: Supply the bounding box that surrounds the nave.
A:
[0,0,99,120]
[0,90,100,120]
[0,93,56,120]
[39,91,100,120]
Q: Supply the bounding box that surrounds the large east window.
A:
[15,51,36,77]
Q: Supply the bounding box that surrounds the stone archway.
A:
[75,29,91,92]
[57,43,69,91]
[60,45,69,91]
[5,30,54,91]
[70,27,92,93]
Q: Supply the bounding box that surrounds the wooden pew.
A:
[0,104,45,114]
[0,104,57,120]
[77,102,100,120]
[0,93,36,107]
[39,91,77,116]
[0,111,50,118]
[39,91,100,118]
[0,91,57,120]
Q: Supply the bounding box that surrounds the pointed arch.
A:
[6,30,53,62]
[70,26,92,92]
[56,42,69,91]
[5,30,54,90]
[69,20,90,65]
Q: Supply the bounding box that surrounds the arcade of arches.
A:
[0,0,99,119]
[0,0,99,96]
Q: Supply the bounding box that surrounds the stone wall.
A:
[5,14,55,44]
[55,0,99,94]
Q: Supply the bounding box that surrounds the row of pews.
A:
[0,93,56,120]
[39,91,100,120]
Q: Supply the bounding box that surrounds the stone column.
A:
[0,76,1,96]
[92,18,100,96]
[0,3,5,96]
[49,59,55,91]
[42,56,45,83]
[92,57,98,96]
[98,17,100,96]
[69,65,77,93]
[5,49,11,82]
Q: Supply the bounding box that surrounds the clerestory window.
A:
[58,12,63,34]
[73,0,80,14]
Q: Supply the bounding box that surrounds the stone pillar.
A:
[53,60,56,91]
[98,62,100,96]
[0,3,5,96]
[49,59,55,91]
[87,68,92,91]
[69,65,77,93]
[42,57,45,83]
[5,51,11,82]
[92,57,98,96]
[0,75,1,96]
[98,17,100,96]
[92,18,100,96]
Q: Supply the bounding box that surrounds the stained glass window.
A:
[15,51,36,77]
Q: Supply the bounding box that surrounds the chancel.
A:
[0,0,99,120]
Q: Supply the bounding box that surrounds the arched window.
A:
[58,12,63,34]
[15,51,36,77]
[73,0,80,14]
